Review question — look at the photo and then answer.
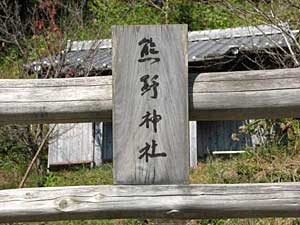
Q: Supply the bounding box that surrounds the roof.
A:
[27,24,298,76]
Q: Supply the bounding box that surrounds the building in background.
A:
[27,24,298,169]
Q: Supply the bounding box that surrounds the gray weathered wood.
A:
[48,123,94,167]
[1,183,300,222]
[0,77,112,124]
[112,25,189,184]
[189,121,197,167]
[2,68,300,124]
[93,122,103,166]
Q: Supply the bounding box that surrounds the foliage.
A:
[88,0,247,36]
[168,0,244,30]
[0,47,24,79]
[0,126,30,169]
[88,0,163,37]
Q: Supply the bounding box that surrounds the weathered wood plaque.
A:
[112,25,188,184]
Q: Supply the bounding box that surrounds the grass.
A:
[190,147,300,184]
[2,146,300,224]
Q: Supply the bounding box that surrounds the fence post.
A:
[112,25,189,184]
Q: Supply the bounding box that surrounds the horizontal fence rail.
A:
[1,67,300,124]
[1,183,300,222]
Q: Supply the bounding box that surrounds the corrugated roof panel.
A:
[28,24,298,74]
[188,24,285,41]
[203,38,235,58]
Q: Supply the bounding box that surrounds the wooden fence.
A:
[2,23,300,222]
[1,183,300,222]
[1,66,300,222]
[1,68,299,124]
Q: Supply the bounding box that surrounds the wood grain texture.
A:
[2,183,300,222]
[2,67,300,124]
[93,122,103,166]
[112,25,189,184]
[189,121,197,167]
[190,68,300,120]
[48,123,94,167]
[0,76,112,124]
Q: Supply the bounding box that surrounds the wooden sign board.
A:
[112,25,188,184]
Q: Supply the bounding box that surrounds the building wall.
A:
[48,121,251,167]
[48,121,199,167]
[197,121,252,158]
[48,123,94,167]
[94,122,113,163]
